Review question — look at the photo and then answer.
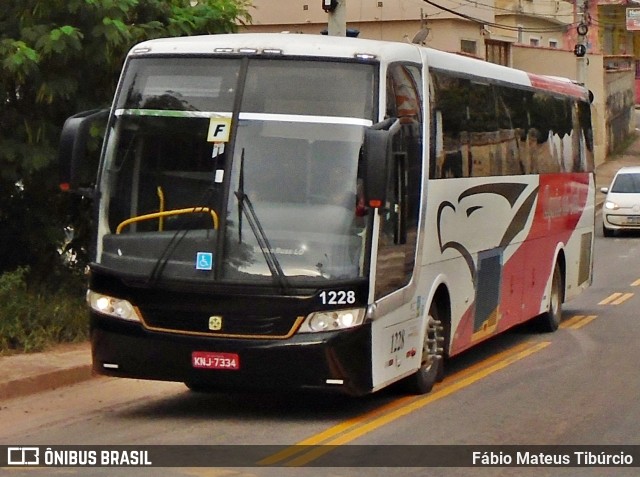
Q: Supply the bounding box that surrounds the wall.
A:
[245,0,495,26]
[605,66,636,154]
[242,16,486,58]
[492,14,570,49]
[242,0,491,55]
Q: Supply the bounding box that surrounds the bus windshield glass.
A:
[97,57,376,287]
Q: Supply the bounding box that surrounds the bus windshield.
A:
[97,57,376,287]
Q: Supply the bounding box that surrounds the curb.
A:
[0,364,94,401]
[0,343,93,401]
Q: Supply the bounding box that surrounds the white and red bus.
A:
[60,33,595,396]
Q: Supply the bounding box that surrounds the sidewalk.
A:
[2,140,640,401]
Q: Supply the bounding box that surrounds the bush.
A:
[0,267,88,354]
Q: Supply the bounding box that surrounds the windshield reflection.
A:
[223,118,368,283]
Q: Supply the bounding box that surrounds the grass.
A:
[0,267,88,355]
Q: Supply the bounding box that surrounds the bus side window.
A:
[375,63,424,299]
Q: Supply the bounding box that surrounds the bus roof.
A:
[128,32,423,63]
[128,33,588,100]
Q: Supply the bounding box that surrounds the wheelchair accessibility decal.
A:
[196,252,214,271]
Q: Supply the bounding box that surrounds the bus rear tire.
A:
[403,301,445,394]
[538,262,563,332]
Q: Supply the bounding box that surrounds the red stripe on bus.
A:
[528,73,588,99]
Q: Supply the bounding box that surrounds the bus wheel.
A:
[404,302,445,394]
[538,262,563,332]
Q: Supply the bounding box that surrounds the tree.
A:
[0,0,251,284]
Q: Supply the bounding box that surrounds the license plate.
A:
[625,216,640,225]
[192,351,240,370]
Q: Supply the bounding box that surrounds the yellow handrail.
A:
[116,207,219,234]
[156,186,165,231]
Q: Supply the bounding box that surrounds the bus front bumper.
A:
[90,313,373,396]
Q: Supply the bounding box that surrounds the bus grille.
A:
[138,309,301,339]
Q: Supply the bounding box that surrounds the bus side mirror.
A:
[362,118,400,209]
[59,109,109,197]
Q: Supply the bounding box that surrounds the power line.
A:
[422,0,576,33]
[458,0,575,21]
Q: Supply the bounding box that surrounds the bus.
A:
[59,33,595,396]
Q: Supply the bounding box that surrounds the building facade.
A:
[242,0,576,64]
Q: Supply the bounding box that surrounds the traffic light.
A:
[322,0,338,12]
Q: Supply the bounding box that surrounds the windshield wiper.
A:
[235,148,290,293]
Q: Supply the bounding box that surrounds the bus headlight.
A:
[298,308,366,333]
[87,290,140,322]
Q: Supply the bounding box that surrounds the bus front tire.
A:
[403,302,445,395]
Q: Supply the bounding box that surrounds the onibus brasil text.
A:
[8,448,152,467]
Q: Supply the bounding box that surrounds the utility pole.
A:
[324,0,347,36]
[575,0,589,87]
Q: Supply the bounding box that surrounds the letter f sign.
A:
[207,117,232,143]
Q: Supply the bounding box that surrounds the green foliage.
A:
[0,0,251,280]
[1,0,251,180]
[0,268,88,354]
[0,0,251,350]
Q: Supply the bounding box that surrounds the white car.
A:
[601,166,640,237]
